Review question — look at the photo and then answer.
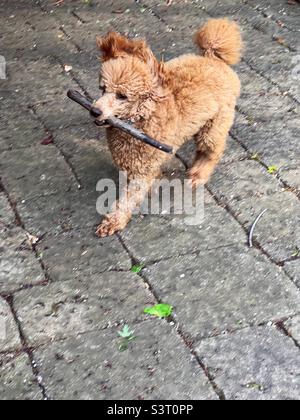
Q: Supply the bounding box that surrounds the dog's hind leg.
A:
[188,108,234,188]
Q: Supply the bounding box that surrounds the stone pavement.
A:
[0,0,300,400]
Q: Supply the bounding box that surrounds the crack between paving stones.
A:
[205,182,300,292]
[116,233,226,400]
[58,26,82,52]
[141,243,243,268]
[71,10,87,24]
[54,54,93,101]
[36,0,84,53]
[241,58,300,106]
[3,295,50,400]
[0,269,126,297]
[135,0,174,32]
[244,1,298,33]
[230,118,300,203]
[274,320,300,352]
[0,349,24,362]
[0,177,54,284]
[0,279,51,300]
[28,105,83,190]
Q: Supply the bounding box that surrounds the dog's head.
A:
[93,32,166,123]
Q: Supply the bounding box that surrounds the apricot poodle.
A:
[93,18,242,237]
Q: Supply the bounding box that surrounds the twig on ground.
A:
[249,209,268,248]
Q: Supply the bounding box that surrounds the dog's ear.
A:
[96,32,160,73]
[96,32,132,61]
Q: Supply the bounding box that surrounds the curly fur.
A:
[94,19,242,237]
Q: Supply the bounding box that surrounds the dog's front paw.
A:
[96,214,127,238]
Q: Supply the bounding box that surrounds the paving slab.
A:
[0,146,79,201]
[195,326,300,400]
[285,259,300,289]
[13,271,155,346]
[145,246,300,341]
[209,161,300,262]
[0,354,42,400]
[0,226,45,293]
[0,298,21,352]
[0,110,45,153]
[284,315,300,345]
[248,0,300,32]
[16,190,101,237]
[232,113,300,168]
[32,320,216,400]
[0,193,15,226]
[120,204,246,264]
[36,230,131,283]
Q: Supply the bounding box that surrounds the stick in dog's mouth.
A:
[67,90,174,155]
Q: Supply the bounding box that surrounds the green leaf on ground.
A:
[118,324,135,339]
[118,325,136,352]
[251,153,261,162]
[144,303,173,318]
[131,264,143,274]
[267,165,278,174]
[246,382,264,392]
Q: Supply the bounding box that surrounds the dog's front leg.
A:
[96,176,154,238]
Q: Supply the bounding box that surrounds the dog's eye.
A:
[116,93,128,101]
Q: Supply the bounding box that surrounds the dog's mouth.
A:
[94,119,110,128]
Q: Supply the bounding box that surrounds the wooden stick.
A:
[67,90,174,155]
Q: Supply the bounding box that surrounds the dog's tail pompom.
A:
[195,19,242,65]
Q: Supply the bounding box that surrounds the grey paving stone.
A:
[0,146,79,201]
[280,167,300,193]
[33,320,216,400]
[232,112,300,192]
[0,193,15,226]
[0,110,45,152]
[285,259,300,289]
[6,58,73,103]
[36,230,131,282]
[16,190,102,237]
[195,326,300,400]
[0,298,21,352]
[51,124,104,159]
[70,144,118,190]
[232,113,300,169]
[284,315,300,345]
[13,271,155,346]
[33,95,92,130]
[120,202,246,264]
[237,62,296,123]
[209,161,300,262]
[248,0,300,32]
[50,125,119,191]
[145,246,300,341]
[0,354,42,400]
[0,226,45,293]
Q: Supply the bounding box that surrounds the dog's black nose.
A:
[90,107,102,118]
